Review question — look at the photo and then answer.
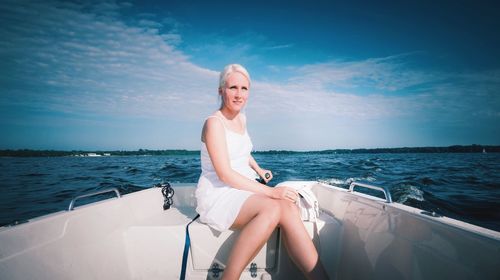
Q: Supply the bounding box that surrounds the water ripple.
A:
[1,153,499,231]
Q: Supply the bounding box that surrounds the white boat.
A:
[1,181,499,279]
[86,153,102,157]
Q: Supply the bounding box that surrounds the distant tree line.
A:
[0,149,198,157]
[0,145,498,157]
[256,145,499,154]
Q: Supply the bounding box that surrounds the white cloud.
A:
[287,54,436,92]
[246,55,500,129]
[0,0,219,121]
[262,44,294,50]
[248,80,409,120]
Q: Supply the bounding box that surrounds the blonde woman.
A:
[195,64,329,280]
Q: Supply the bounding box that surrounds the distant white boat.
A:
[1,181,499,279]
[86,153,101,157]
[483,148,487,153]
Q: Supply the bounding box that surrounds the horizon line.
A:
[0,144,498,154]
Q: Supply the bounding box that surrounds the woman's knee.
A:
[278,200,300,222]
[259,198,281,226]
[279,199,299,212]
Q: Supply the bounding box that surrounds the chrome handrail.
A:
[349,182,393,203]
[68,188,121,211]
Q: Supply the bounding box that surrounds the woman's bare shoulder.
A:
[205,114,224,128]
[202,114,225,142]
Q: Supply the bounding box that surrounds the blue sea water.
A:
[1,153,499,231]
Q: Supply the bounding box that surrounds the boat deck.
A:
[1,182,499,279]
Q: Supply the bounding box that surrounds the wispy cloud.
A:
[287,54,436,92]
[247,54,500,127]
[262,44,294,50]
[0,0,218,122]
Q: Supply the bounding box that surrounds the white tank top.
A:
[199,115,256,182]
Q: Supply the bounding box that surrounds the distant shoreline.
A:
[0,145,498,157]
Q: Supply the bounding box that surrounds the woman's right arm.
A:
[204,118,296,201]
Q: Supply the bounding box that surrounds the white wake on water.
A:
[396,185,424,204]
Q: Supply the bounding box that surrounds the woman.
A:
[196,64,329,280]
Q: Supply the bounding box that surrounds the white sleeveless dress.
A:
[195,115,257,232]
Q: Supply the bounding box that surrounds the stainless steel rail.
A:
[349,182,393,203]
[68,188,121,211]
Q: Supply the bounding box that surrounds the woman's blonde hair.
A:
[219,64,251,90]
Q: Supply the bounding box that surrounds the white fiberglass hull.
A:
[0,181,499,279]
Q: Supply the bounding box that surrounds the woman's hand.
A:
[257,169,273,184]
[270,186,298,203]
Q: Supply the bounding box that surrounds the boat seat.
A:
[188,211,342,272]
[189,221,279,271]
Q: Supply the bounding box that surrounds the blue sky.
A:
[1,0,499,151]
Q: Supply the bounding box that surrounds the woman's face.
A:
[220,72,249,112]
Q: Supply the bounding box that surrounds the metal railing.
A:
[349,182,393,203]
[68,188,121,211]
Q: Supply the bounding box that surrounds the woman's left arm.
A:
[249,155,273,183]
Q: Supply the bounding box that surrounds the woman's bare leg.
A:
[221,195,329,280]
[277,200,329,280]
[221,195,280,280]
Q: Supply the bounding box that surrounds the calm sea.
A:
[1,153,499,231]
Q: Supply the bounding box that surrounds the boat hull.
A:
[0,182,499,279]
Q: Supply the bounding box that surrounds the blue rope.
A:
[180,214,200,280]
